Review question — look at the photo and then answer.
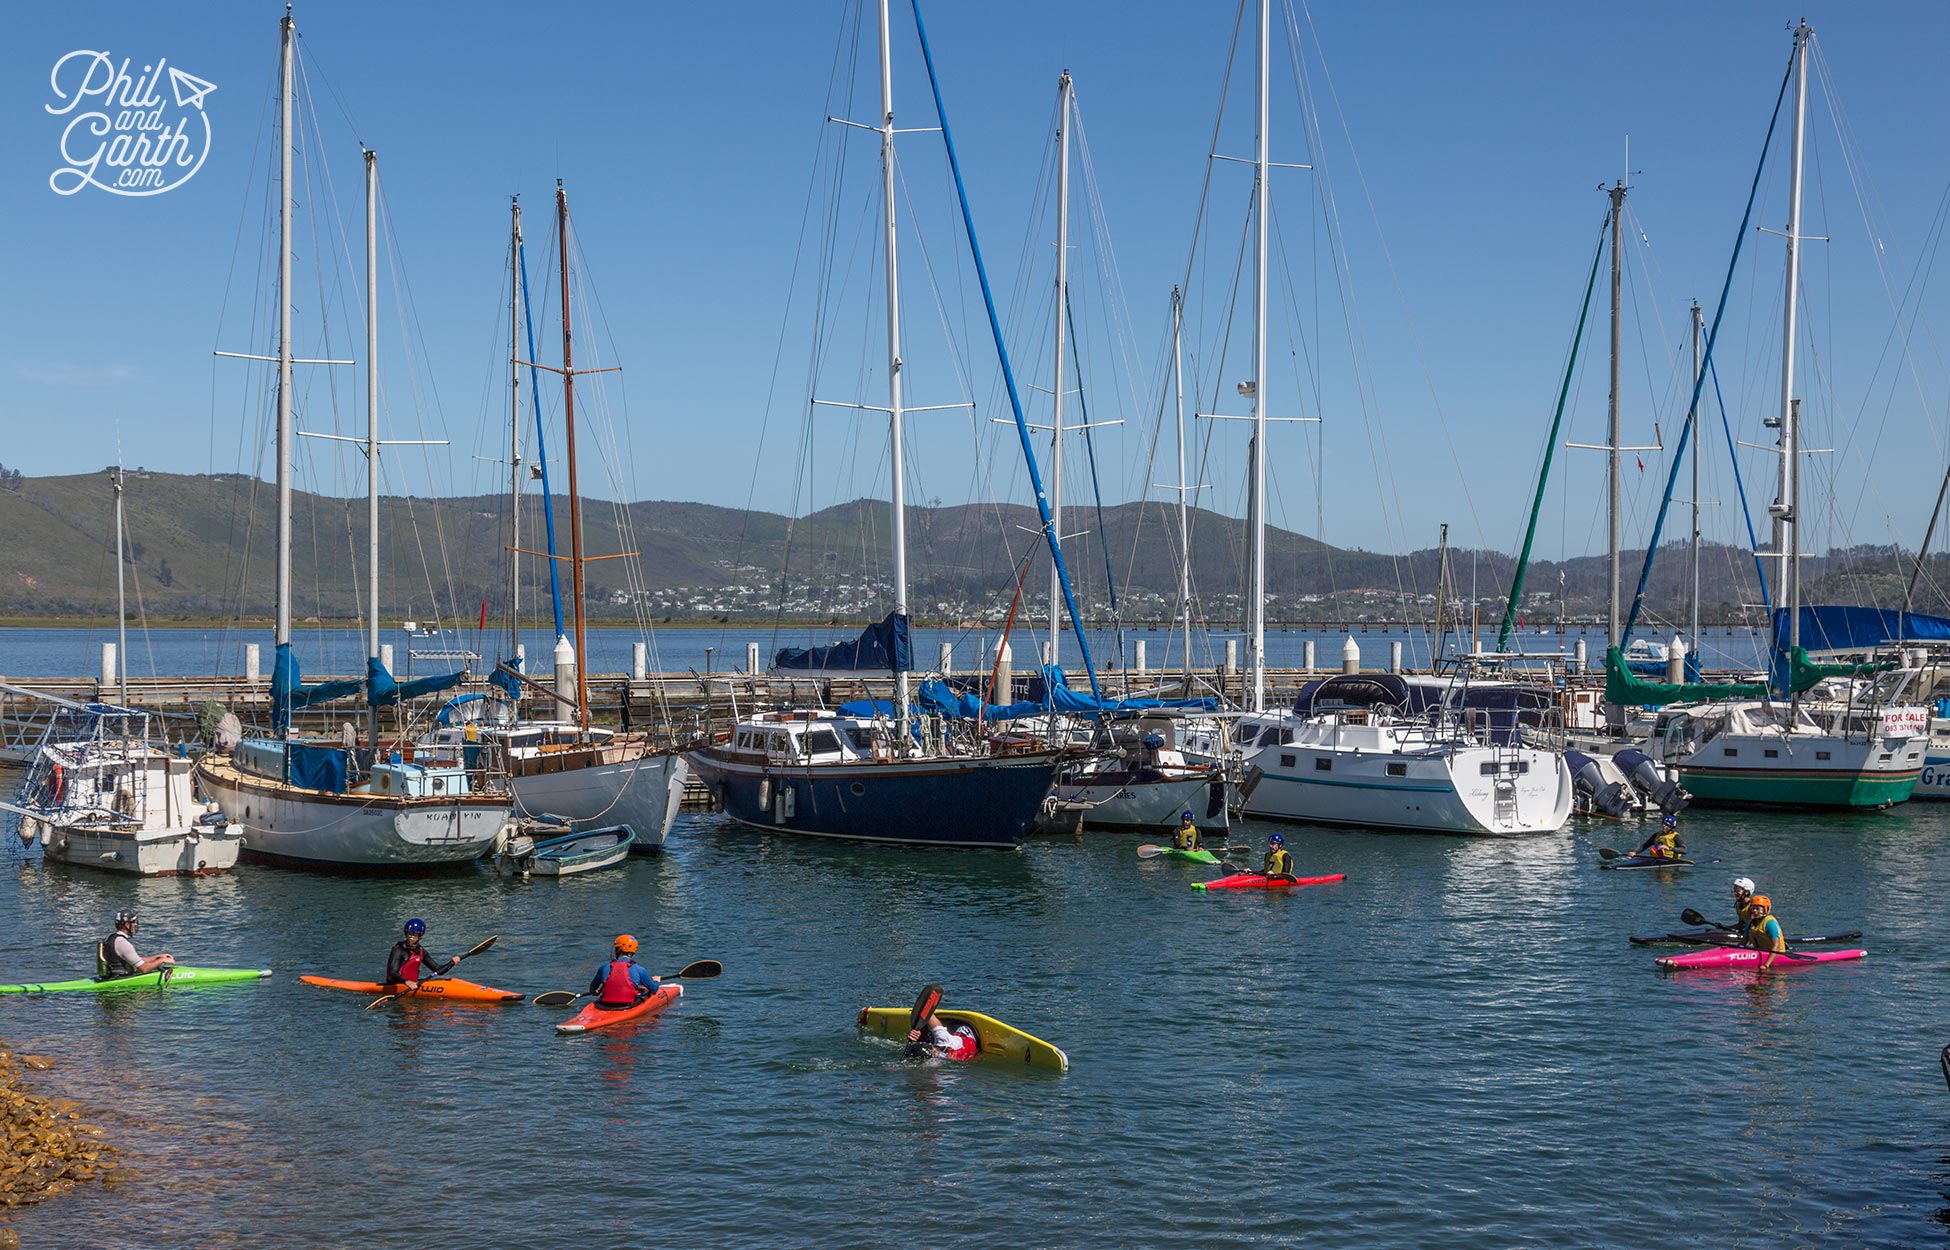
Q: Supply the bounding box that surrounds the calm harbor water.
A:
[3,800,1948,1247]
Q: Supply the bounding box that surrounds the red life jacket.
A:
[397,948,425,983]
[598,958,639,1006]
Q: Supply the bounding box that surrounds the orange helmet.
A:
[614,934,639,955]
[1748,895,1771,913]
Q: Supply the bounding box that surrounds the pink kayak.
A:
[1656,947,1865,971]
[1192,872,1345,892]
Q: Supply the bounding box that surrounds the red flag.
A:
[1636,455,1645,472]
[479,599,488,632]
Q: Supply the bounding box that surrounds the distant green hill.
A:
[0,469,1933,629]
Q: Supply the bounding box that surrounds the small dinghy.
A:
[499,823,634,877]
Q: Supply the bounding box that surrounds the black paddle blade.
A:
[672,959,722,980]
[533,990,579,1007]
[1681,908,1709,926]
[1597,847,1623,860]
[458,935,499,962]
[908,983,944,1034]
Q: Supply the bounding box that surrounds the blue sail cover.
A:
[270,643,367,734]
[366,657,466,708]
[283,741,349,793]
[837,666,1214,723]
[488,656,523,700]
[774,611,913,674]
[1766,605,1947,694]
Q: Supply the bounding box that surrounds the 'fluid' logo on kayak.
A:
[46,51,216,197]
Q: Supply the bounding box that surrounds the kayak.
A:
[1153,847,1220,865]
[856,1006,1069,1072]
[1602,855,1694,871]
[1629,927,1862,947]
[1193,872,1345,892]
[299,975,523,1003]
[0,966,271,994]
[1656,947,1866,970]
[557,983,682,1035]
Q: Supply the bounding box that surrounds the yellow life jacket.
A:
[1264,847,1293,877]
[1734,896,1755,935]
[1747,914,1785,953]
[1649,830,1680,857]
[1174,822,1201,851]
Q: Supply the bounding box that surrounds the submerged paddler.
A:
[386,918,460,991]
[1262,832,1297,881]
[588,934,659,1009]
[1745,895,1787,955]
[98,911,173,979]
[905,994,979,1062]
[1172,811,1203,853]
[1634,813,1685,861]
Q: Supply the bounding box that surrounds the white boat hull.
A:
[1051,771,1227,833]
[508,751,688,849]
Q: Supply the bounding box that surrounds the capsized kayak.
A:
[1602,855,1694,871]
[557,983,681,1035]
[299,975,523,1003]
[1192,872,1345,892]
[1656,947,1866,970]
[1629,927,1862,947]
[1153,847,1220,865]
[856,1006,1068,1072]
[0,966,272,994]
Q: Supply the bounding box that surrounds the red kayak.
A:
[1655,947,1865,971]
[556,983,682,1035]
[1192,872,1345,892]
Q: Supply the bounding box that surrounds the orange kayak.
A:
[557,984,682,1035]
[299,975,524,1003]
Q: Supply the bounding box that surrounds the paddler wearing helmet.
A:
[1262,832,1295,880]
[1731,877,1758,937]
[1634,813,1685,861]
[1745,895,1786,954]
[1172,810,1203,853]
[98,910,174,980]
[588,934,659,1009]
[385,918,459,991]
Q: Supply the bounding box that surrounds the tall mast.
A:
[557,181,590,734]
[1605,178,1626,651]
[1172,285,1193,682]
[507,197,523,656]
[1048,70,1073,668]
[1689,301,1703,657]
[875,0,912,728]
[275,5,294,653]
[1777,21,1812,666]
[1248,0,1270,713]
[1434,523,1449,662]
[364,148,380,748]
[112,466,127,707]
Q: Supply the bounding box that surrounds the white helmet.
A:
[1732,877,1755,894]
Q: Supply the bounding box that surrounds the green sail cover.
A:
[1604,647,1768,707]
[1787,646,1892,693]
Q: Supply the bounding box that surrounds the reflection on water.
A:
[3,803,1950,1246]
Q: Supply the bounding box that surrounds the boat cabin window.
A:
[1280,753,1296,768]
[1387,762,1407,777]
[1816,751,1831,760]
[841,726,875,752]
[1232,724,1260,745]
[767,732,797,760]
[1313,757,1332,772]
[803,729,842,757]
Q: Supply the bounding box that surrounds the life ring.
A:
[47,764,65,806]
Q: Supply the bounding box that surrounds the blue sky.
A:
[4,2,1949,565]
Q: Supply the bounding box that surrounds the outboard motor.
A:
[1614,748,1688,814]
[1565,750,1632,818]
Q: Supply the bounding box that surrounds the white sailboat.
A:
[196,13,513,868]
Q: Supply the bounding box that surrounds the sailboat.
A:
[195,11,514,867]
[683,0,1065,849]
[1211,0,1571,835]
[418,189,689,849]
[6,471,243,876]
[1628,24,1928,808]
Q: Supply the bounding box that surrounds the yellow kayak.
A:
[856,1006,1069,1072]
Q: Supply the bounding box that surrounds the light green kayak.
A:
[1160,847,1220,865]
[0,967,272,994]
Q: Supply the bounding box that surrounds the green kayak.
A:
[1160,847,1220,865]
[0,967,272,995]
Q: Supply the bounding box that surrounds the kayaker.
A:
[1262,832,1296,881]
[385,918,459,991]
[1732,877,1758,936]
[1172,811,1202,853]
[1634,813,1685,861]
[98,911,173,979]
[1745,895,1786,954]
[909,1008,979,1061]
[587,934,659,1009]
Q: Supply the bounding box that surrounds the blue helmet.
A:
[1662,814,1678,830]
[1182,811,1195,821]
[1268,833,1285,847]
[403,918,426,936]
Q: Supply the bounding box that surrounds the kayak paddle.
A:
[901,983,945,1060]
[1135,844,1173,858]
[532,959,723,1008]
[364,935,501,1009]
[1672,909,1816,963]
